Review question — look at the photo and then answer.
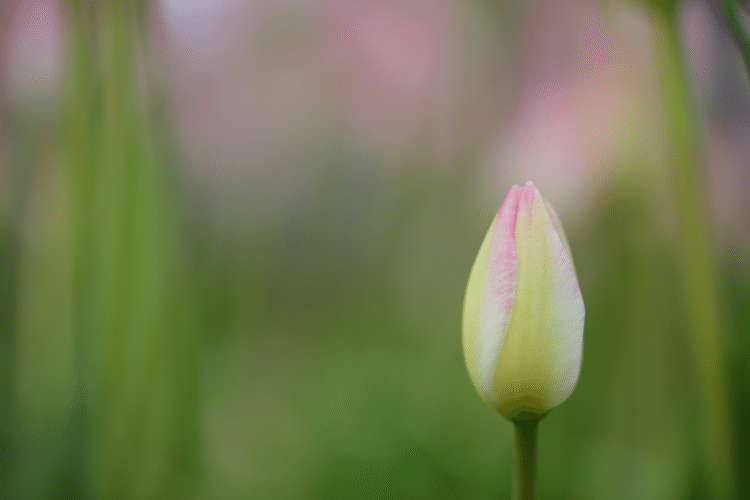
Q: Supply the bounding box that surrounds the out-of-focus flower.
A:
[462,182,584,421]
[482,0,644,223]
[152,0,503,227]
[326,0,460,155]
[681,0,720,101]
[3,0,66,117]
[153,0,328,226]
[707,125,750,250]
[679,0,750,252]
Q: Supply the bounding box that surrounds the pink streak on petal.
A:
[489,184,521,323]
[475,184,522,402]
[494,184,521,241]
[519,181,539,230]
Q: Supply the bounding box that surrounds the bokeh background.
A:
[1,0,749,498]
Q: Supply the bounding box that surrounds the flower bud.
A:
[463,182,584,420]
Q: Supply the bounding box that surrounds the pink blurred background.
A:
[2,0,748,249]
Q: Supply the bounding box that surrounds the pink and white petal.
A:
[542,205,585,409]
[544,199,575,270]
[491,182,551,413]
[476,185,521,405]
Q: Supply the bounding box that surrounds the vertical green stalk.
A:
[653,8,735,498]
[513,419,539,500]
[63,1,201,497]
[721,0,750,78]
[64,1,99,497]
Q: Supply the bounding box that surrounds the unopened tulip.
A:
[462,181,584,421]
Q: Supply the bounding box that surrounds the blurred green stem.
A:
[655,8,735,498]
[513,419,538,500]
[720,0,750,79]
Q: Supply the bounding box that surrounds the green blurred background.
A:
[1,0,749,498]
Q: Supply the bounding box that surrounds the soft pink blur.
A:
[325,0,460,154]
[481,0,648,224]
[152,0,506,225]
[2,0,66,116]
[151,0,750,252]
[680,0,750,251]
[154,0,329,225]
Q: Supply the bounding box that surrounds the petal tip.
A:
[496,185,523,236]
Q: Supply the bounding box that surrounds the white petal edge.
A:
[542,201,585,409]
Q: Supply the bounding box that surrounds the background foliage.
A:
[1,0,749,498]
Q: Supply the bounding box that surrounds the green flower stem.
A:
[654,8,735,498]
[513,419,539,500]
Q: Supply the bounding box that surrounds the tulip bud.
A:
[463,181,584,421]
